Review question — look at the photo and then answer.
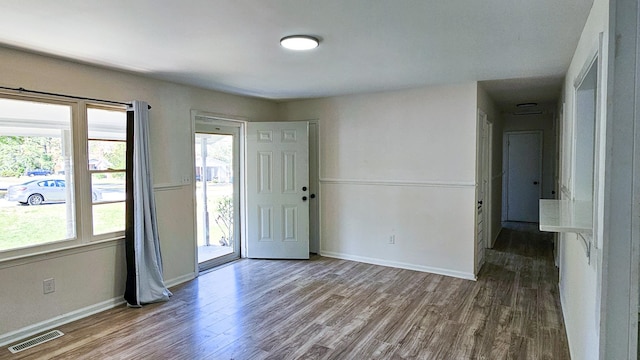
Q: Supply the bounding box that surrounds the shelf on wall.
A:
[539,199,593,234]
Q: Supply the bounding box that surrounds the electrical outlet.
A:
[389,235,396,244]
[43,278,55,294]
[181,175,191,184]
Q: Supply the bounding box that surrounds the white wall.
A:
[279,84,478,279]
[0,46,279,342]
[557,0,608,358]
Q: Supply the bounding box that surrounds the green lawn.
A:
[0,202,125,251]
[0,180,233,252]
[0,203,72,251]
[195,183,233,247]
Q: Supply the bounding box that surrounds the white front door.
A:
[246,121,310,259]
[506,131,542,222]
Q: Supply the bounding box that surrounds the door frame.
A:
[190,110,246,274]
[502,130,543,222]
[475,110,491,273]
[308,119,320,254]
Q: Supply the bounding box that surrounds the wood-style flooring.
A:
[3,224,570,359]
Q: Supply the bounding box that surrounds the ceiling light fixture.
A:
[280,35,319,51]
[516,102,538,108]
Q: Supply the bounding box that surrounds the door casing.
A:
[191,111,244,273]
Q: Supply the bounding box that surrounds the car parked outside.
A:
[26,169,53,176]
[6,178,102,205]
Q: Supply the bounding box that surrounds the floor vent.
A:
[8,330,64,354]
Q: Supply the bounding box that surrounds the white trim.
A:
[308,119,320,254]
[319,178,475,188]
[0,296,125,347]
[153,183,185,191]
[0,271,195,348]
[320,250,476,281]
[559,285,574,358]
[164,272,196,288]
[0,238,123,269]
[190,110,246,271]
[476,109,491,274]
[598,1,639,356]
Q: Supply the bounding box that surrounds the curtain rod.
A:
[0,86,151,109]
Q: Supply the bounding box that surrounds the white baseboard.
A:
[165,272,196,289]
[559,286,574,359]
[0,296,125,347]
[320,251,476,281]
[0,272,197,348]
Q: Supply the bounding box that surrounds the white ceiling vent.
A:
[7,330,64,354]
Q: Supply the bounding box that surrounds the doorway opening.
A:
[503,131,543,223]
[194,119,241,271]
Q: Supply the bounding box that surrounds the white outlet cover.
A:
[43,278,55,294]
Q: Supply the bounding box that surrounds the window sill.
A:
[0,236,125,269]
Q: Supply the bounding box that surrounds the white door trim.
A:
[598,1,639,357]
[190,110,247,274]
[475,110,490,273]
[308,119,320,254]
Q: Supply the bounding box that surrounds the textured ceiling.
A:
[0,1,593,103]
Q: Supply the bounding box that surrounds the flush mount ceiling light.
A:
[280,35,319,51]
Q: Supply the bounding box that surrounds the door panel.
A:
[506,132,542,222]
[247,121,309,259]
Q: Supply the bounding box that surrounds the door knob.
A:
[533,181,539,185]
[302,196,308,201]
[302,186,307,191]
[310,194,316,199]
[477,201,483,205]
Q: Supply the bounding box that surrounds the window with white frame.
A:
[87,106,127,236]
[0,95,127,259]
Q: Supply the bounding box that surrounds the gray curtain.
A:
[124,100,172,307]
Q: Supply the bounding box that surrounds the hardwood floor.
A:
[3,224,570,359]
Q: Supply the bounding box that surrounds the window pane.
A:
[88,106,126,237]
[88,140,126,171]
[91,172,125,235]
[87,107,126,141]
[0,98,75,251]
[92,202,125,235]
[91,173,126,204]
[87,107,126,172]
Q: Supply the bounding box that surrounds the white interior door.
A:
[506,131,542,222]
[476,112,489,272]
[246,121,309,259]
